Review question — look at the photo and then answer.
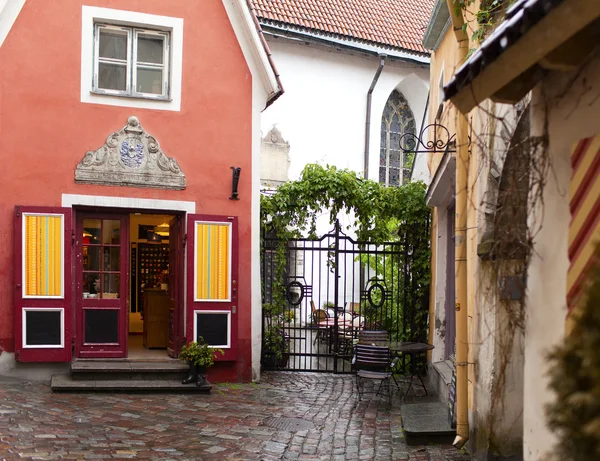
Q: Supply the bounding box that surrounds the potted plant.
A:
[179,336,224,388]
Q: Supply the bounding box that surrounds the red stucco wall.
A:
[0,0,254,382]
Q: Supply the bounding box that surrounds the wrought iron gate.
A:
[261,220,430,373]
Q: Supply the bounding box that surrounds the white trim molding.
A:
[221,0,281,106]
[81,6,183,111]
[0,0,26,48]
[426,151,456,207]
[61,194,195,213]
[22,308,65,348]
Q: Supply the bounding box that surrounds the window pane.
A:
[389,168,400,186]
[379,148,387,166]
[83,273,101,298]
[137,35,164,64]
[103,274,120,299]
[136,67,163,94]
[83,219,101,242]
[98,29,128,60]
[83,246,101,272]
[98,63,127,91]
[102,220,120,244]
[389,151,400,168]
[104,247,120,271]
[25,311,61,346]
[379,167,386,184]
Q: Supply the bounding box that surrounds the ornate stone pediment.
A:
[75,116,186,190]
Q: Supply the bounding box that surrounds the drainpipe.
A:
[446,0,470,450]
[364,55,386,179]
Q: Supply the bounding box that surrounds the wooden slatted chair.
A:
[354,344,397,403]
[357,330,389,346]
[311,300,329,345]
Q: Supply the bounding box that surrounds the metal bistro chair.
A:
[354,344,398,403]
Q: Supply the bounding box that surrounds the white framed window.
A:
[81,7,184,111]
[193,310,232,349]
[22,308,65,348]
[93,24,170,100]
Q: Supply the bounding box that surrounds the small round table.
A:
[389,342,434,399]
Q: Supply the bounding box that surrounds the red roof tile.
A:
[250,0,434,55]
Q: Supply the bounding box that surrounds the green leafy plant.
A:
[179,337,224,369]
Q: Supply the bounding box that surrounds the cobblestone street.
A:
[0,372,470,461]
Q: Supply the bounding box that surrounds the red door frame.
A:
[186,215,238,362]
[14,206,73,362]
[72,207,186,359]
[75,211,129,358]
[167,215,184,357]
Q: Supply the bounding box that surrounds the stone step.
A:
[401,402,455,445]
[70,360,189,381]
[51,374,212,393]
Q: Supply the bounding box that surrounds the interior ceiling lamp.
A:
[155,221,170,237]
[83,230,93,238]
[147,231,162,243]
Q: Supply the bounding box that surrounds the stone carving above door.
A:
[75,116,186,190]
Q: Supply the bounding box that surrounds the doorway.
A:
[76,210,183,360]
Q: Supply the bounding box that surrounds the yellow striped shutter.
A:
[567,133,600,318]
[24,214,63,297]
[195,222,230,300]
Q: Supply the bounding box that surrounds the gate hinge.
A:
[183,234,187,248]
[71,229,76,245]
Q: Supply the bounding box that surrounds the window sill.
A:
[90,90,172,103]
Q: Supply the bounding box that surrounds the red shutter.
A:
[14,206,73,362]
[186,215,238,361]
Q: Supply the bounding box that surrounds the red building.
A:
[0,0,282,383]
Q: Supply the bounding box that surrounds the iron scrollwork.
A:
[398,122,459,155]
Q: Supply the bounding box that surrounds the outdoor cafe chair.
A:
[357,330,389,346]
[354,344,398,403]
[310,300,329,345]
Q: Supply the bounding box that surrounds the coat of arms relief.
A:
[75,116,186,190]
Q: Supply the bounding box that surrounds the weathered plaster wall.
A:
[0,0,259,382]
[524,53,600,461]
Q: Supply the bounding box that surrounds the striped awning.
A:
[567,133,600,314]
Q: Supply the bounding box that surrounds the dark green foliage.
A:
[546,246,600,461]
[179,336,224,368]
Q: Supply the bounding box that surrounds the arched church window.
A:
[379,90,416,186]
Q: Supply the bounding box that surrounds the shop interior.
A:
[128,213,175,358]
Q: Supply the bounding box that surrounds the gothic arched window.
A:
[379,90,416,186]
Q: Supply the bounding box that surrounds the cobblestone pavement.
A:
[0,372,471,461]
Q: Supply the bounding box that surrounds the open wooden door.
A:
[186,215,238,361]
[167,215,184,357]
[14,207,73,362]
[75,213,129,358]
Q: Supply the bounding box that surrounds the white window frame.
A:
[93,24,170,100]
[22,213,65,299]
[193,310,232,349]
[194,221,233,303]
[81,6,183,111]
[22,308,65,348]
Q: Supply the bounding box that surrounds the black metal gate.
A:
[261,219,430,373]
